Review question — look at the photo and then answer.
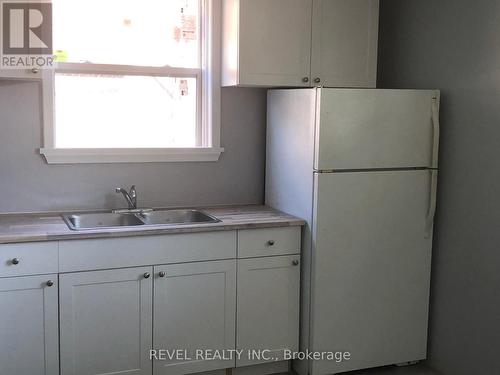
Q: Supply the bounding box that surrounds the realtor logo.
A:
[1,1,53,68]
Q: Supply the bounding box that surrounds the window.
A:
[40,0,222,163]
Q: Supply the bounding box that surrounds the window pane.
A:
[55,74,198,148]
[53,0,200,68]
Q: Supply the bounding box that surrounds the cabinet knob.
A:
[31,68,39,74]
[302,77,309,83]
[143,272,151,279]
[11,258,20,265]
[46,280,54,287]
[292,260,299,266]
[158,271,166,278]
[314,77,321,84]
[267,240,275,246]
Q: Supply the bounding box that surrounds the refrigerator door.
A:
[310,170,436,374]
[314,89,440,171]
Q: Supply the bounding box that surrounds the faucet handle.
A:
[115,186,135,195]
[129,185,137,197]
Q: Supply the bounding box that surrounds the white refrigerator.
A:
[266,88,440,374]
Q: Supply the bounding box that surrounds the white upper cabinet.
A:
[222,0,379,88]
[223,0,312,87]
[310,0,379,87]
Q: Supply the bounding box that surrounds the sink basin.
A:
[63,210,220,231]
[63,213,145,230]
[138,210,220,226]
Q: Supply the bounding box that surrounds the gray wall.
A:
[378,1,500,375]
[0,81,267,213]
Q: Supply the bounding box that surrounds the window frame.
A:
[40,0,223,164]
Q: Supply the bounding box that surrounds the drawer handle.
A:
[292,260,299,266]
[11,258,20,265]
[267,240,275,246]
[143,272,151,279]
[158,271,166,278]
[46,280,54,287]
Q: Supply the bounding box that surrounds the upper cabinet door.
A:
[59,267,153,375]
[153,260,236,375]
[315,89,440,170]
[223,0,312,87]
[0,275,59,375]
[310,0,379,88]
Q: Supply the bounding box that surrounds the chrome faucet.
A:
[115,185,137,210]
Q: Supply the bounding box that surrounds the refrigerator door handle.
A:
[431,97,440,168]
[425,170,439,238]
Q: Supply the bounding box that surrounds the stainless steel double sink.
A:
[62,209,220,231]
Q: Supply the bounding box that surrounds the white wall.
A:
[0,81,267,213]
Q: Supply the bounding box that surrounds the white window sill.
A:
[39,147,224,164]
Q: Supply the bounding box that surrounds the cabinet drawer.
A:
[59,231,237,272]
[238,227,301,258]
[0,242,58,277]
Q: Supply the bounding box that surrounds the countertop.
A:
[0,205,305,244]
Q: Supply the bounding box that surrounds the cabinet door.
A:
[153,260,236,375]
[60,267,153,375]
[237,256,300,367]
[0,275,59,375]
[311,0,379,87]
[238,0,312,86]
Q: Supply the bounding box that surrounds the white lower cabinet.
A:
[58,261,238,375]
[59,267,153,375]
[153,260,237,375]
[236,255,301,367]
[5,227,301,375]
[0,275,59,375]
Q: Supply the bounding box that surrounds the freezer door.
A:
[315,89,440,170]
[310,170,436,374]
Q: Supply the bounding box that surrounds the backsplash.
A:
[0,83,267,213]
